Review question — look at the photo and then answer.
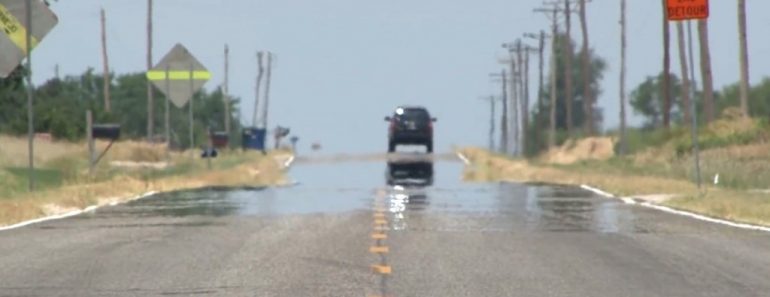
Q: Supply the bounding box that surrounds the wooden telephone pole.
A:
[525,31,549,153]
[490,70,509,154]
[562,0,574,135]
[100,8,111,113]
[261,52,273,130]
[737,0,750,117]
[579,0,592,135]
[253,52,264,127]
[534,4,560,149]
[223,45,231,134]
[619,0,628,155]
[146,0,154,140]
[661,0,671,129]
[698,20,715,123]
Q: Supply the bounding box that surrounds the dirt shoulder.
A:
[0,150,293,227]
[459,147,770,227]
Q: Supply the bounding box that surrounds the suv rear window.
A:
[395,108,430,122]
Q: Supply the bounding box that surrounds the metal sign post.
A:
[146,44,210,154]
[0,0,58,191]
[666,0,709,189]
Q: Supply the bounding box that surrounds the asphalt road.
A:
[1,153,769,296]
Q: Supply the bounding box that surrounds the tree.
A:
[630,73,683,129]
[531,33,606,152]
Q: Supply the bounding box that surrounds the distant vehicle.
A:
[385,106,436,153]
[386,160,434,187]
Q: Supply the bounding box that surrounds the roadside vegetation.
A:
[462,108,770,227]
[0,135,291,226]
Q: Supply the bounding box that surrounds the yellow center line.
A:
[373,213,386,219]
[369,246,389,254]
[0,4,39,52]
[371,264,392,275]
[371,233,387,240]
[373,219,388,225]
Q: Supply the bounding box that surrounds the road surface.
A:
[0,154,769,296]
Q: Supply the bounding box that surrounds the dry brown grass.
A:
[460,147,770,227]
[540,137,616,165]
[0,135,292,226]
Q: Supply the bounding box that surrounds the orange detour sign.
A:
[666,0,709,21]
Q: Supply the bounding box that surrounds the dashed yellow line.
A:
[371,264,392,274]
[369,246,389,254]
[371,233,387,240]
[373,213,386,219]
[373,219,388,226]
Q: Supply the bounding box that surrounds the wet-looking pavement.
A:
[0,154,769,296]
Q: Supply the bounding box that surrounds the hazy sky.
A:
[31,0,770,153]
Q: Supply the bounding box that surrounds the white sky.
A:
[30,0,770,153]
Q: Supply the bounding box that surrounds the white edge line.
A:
[283,155,296,168]
[580,184,770,233]
[0,190,158,232]
[580,184,615,198]
[639,201,770,232]
[456,152,471,165]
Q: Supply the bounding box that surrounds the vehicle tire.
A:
[426,141,433,153]
[388,141,396,153]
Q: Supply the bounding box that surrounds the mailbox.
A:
[211,132,229,148]
[92,124,121,140]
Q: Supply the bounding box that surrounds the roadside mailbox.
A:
[92,124,121,140]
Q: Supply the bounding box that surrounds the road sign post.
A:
[0,0,58,191]
[146,44,210,154]
[666,0,708,189]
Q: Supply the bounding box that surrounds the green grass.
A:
[2,167,64,195]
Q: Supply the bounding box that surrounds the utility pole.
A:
[661,0,671,130]
[534,4,560,149]
[490,70,509,154]
[261,52,273,130]
[253,51,264,127]
[25,0,34,191]
[737,0,750,117]
[525,31,549,153]
[676,21,691,125]
[522,45,534,155]
[563,0,574,135]
[100,8,111,113]
[619,0,627,155]
[698,20,714,123]
[223,44,231,134]
[687,21,697,97]
[579,0,592,135]
[510,56,519,156]
[480,96,497,151]
[146,0,154,141]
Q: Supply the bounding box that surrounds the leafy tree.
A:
[529,33,607,154]
[0,70,242,148]
[630,72,683,129]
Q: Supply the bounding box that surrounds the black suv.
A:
[385,106,436,153]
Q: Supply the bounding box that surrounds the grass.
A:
[460,146,770,227]
[0,135,291,226]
